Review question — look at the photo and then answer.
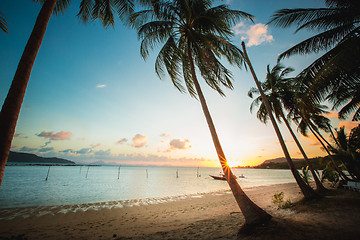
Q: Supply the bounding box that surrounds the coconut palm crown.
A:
[131,0,253,97]
[268,0,360,121]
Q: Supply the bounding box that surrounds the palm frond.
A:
[268,8,334,29]
[0,11,8,33]
[278,24,355,60]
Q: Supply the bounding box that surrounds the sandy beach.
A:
[1,182,359,240]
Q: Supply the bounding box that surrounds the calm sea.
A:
[0,165,295,209]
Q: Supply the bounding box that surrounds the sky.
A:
[0,0,358,167]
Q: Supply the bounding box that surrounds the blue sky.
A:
[0,0,357,167]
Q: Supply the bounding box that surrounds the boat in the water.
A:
[209,173,238,180]
[239,174,245,178]
[209,174,227,180]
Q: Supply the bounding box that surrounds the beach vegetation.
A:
[272,192,292,209]
[299,166,311,186]
[320,166,339,187]
[131,0,272,229]
[248,64,326,192]
[329,125,360,180]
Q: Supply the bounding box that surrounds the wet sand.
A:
[1,182,359,240]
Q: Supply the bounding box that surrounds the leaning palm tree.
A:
[289,91,351,181]
[0,11,8,33]
[132,0,271,229]
[248,64,326,192]
[0,0,138,187]
[241,42,317,199]
[268,0,360,121]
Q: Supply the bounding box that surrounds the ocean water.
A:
[0,165,295,209]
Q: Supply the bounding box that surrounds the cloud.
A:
[39,147,54,153]
[94,149,111,156]
[169,139,192,150]
[13,133,28,139]
[96,84,107,88]
[19,146,38,153]
[91,143,101,148]
[323,111,338,119]
[233,22,273,46]
[37,131,72,140]
[160,133,171,138]
[132,134,147,148]
[116,138,128,144]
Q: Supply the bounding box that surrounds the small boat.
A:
[209,174,227,180]
[209,173,237,180]
[239,174,245,178]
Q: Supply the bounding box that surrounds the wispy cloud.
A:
[37,131,72,140]
[160,133,171,138]
[96,84,107,88]
[116,138,128,144]
[132,134,147,148]
[233,22,273,46]
[39,147,54,153]
[19,146,38,153]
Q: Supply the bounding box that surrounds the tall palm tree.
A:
[132,0,271,228]
[0,11,8,33]
[0,0,138,187]
[248,64,326,192]
[268,0,360,120]
[241,42,317,199]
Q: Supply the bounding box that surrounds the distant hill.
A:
[253,156,326,170]
[8,151,75,165]
[261,157,303,164]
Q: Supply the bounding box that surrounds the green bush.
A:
[272,192,292,209]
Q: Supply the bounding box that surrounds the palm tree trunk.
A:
[186,41,271,227]
[241,42,316,199]
[327,123,340,147]
[279,111,326,192]
[314,127,335,150]
[306,121,350,181]
[0,0,57,187]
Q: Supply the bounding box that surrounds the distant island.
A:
[7,151,75,165]
[236,156,327,170]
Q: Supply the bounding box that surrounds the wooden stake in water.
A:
[146,169,148,178]
[197,167,201,177]
[45,166,51,181]
[176,169,179,178]
[86,166,90,178]
[79,166,82,173]
[117,166,121,179]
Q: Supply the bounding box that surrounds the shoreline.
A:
[0,183,289,220]
[1,182,360,239]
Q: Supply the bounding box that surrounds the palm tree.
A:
[248,64,326,192]
[0,11,8,33]
[132,0,271,228]
[0,0,138,187]
[329,125,360,180]
[288,92,351,181]
[241,42,317,199]
[268,0,360,120]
